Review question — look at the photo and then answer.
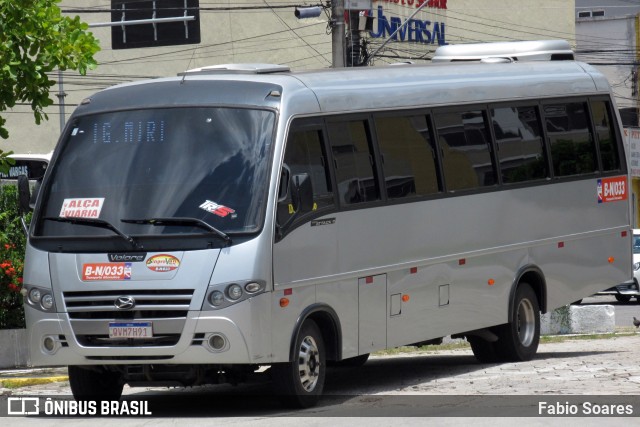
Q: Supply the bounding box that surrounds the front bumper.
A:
[27,310,253,366]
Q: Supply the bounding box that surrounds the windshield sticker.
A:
[597,177,627,203]
[60,198,105,218]
[146,254,180,272]
[82,263,132,281]
[199,200,237,218]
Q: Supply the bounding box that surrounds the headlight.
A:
[29,288,42,304]
[41,294,54,310]
[209,290,224,306]
[245,282,264,293]
[25,286,56,312]
[226,284,243,300]
[203,280,267,310]
[634,262,640,271]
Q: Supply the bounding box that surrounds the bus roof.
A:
[76,59,611,118]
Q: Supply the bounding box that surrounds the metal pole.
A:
[332,0,345,68]
[56,70,66,133]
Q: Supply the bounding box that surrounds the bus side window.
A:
[327,120,381,205]
[434,110,496,191]
[491,105,548,184]
[277,127,334,226]
[543,102,598,177]
[590,100,621,172]
[375,114,440,199]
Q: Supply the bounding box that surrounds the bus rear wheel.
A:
[272,319,326,408]
[68,365,124,401]
[495,283,540,362]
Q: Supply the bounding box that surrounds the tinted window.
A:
[591,100,621,172]
[544,102,597,177]
[36,107,275,243]
[375,114,439,199]
[435,110,496,191]
[491,105,548,183]
[327,120,380,205]
[278,127,334,225]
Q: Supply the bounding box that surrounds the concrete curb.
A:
[541,304,615,335]
[0,376,68,388]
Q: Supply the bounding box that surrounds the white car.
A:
[596,229,640,303]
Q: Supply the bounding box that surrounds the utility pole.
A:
[56,69,67,133]
[332,0,345,68]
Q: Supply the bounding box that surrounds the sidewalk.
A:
[0,367,67,391]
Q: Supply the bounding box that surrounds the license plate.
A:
[108,322,153,339]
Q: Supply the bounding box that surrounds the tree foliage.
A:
[0,0,100,172]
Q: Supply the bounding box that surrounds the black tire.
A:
[494,283,540,362]
[615,294,632,303]
[333,353,370,368]
[468,336,500,364]
[272,320,326,408]
[68,365,124,402]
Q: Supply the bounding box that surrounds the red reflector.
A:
[622,231,628,237]
[558,242,564,248]
[410,267,417,274]
[459,259,466,266]
[365,276,373,284]
[284,288,292,296]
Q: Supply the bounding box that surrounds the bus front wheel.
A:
[272,319,326,408]
[68,365,124,401]
[495,283,540,362]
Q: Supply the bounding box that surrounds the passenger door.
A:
[273,119,338,286]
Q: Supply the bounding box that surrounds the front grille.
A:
[85,355,174,361]
[63,289,194,319]
[63,289,194,348]
[77,334,181,347]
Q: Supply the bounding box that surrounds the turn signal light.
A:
[280,298,290,307]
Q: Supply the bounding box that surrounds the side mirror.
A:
[292,173,313,214]
[17,175,31,215]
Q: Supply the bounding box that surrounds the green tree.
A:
[0,0,100,172]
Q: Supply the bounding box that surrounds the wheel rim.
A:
[516,298,536,347]
[297,335,320,392]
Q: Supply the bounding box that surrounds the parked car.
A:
[596,229,640,303]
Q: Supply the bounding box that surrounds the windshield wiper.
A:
[44,217,141,249]
[121,217,231,245]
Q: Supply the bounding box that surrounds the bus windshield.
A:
[33,107,275,249]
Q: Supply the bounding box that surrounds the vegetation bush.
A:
[0,184,26,329]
